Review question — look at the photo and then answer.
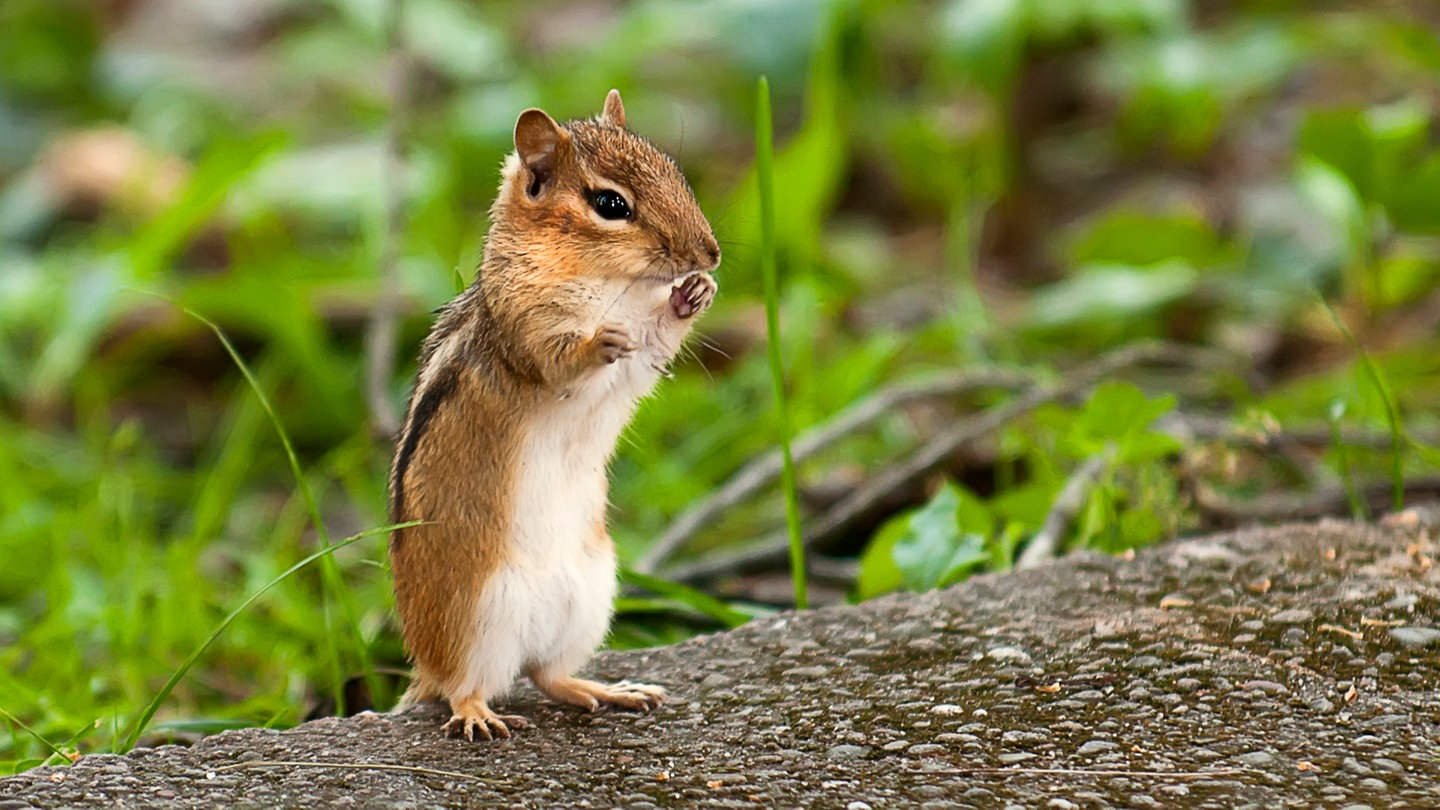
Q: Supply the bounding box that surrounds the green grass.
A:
[1318,296,1407,512]
[181,303,384,714]
[120,522,408,752]
[755,76,808,611]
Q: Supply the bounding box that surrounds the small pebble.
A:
[986,646,1033,664]
[1341,757,1371,774]
[1384,593,1417,610]
[1241,680,1287,695]
[827,745,870,761]
[1270,608,1314,624]
[1388,627,1440,648]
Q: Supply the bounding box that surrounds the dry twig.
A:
[1016,444,1116,569]
[1193,475,1440,525]
[634,368,1034,574]
[662,342,1228,583]
[1158,411,1434,452]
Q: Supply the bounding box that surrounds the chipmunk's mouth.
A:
[640,268,716,287]
[640,253,718,285]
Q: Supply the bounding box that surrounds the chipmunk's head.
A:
[491,90,720,283]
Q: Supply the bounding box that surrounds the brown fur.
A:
[387,91,718,724]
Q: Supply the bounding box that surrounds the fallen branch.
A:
[1158,411,1433,452]
[633,368,1035,574]
[1016,445,1116,569]
[1193,475,1440,525]
[662,342,1228,583]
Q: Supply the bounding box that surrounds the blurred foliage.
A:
[2,0,1440,771]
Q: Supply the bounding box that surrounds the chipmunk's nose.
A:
[695,234,720,272]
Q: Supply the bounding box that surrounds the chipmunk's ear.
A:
[600,89,626,128]
[514,108,571,196]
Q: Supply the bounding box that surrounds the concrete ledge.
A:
[3,520,1437,808]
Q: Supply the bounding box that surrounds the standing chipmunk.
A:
[388,90,719,740]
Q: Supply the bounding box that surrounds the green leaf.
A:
[856,518,905,600]
[128,132,286,282]
[1364,98,1430,207]
[940,0,1026,96]
[619,569,754,628]
[1069,382,1178,459]
[1293,157,1367,267]
[990,479,1061,532]
[885,482,991,593]
[1299,108,1372,200]
[1388,153,1440,234]
[1067,208,1228,269]
[1028,261,1198,330]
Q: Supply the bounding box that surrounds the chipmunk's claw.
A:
[670,272,716,320]
[443,696,527,741]
[529,673,668,714]
[602,680,667,712]
[595,324,637,363]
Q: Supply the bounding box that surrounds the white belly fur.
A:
[456,277,678,700]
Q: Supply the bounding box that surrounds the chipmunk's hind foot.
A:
[529,671,666,713]
[442,695,529,741]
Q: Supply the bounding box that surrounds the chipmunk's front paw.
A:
[594,324,637,364]
[442,696,528,741]
[670,272,716,319]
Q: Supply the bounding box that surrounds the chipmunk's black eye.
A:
[590,189,632,221]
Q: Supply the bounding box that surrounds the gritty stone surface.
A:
[2,520,1438,808]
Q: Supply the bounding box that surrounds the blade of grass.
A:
[1318,295,1405,511]
[176,301,383,712]
[756,76,807,610]
[1328,399,1367,519]
[119,522,417,751]
[0,707,70,765]
[620,569,758,628]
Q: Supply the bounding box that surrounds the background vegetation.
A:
[3,0,1438,772]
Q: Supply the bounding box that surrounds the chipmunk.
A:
[387,90,719,741]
